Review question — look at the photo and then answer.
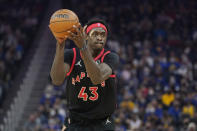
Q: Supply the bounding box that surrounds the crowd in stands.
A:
[0,0,48,107]
[22,0,197,130]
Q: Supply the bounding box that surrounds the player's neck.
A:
[89,46,102,58]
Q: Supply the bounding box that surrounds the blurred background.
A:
[0,0,197,131]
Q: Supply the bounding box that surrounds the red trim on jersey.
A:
[66,48,76,76]
[109,74,116,78]
[80,48,104,61]
[80,51,82,58]
[101,51,116,78]
[94,48,104,61]
[101,51,111,62]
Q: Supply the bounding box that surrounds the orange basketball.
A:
[49,9,79,39]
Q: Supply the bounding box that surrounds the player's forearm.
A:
[80,48,103,85]
[50,43,65,85]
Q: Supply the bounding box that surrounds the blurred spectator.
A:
[187,122,196,131]
[161,90,175,108]
[182,102,195,118]
[126,114,141,130]
[0,0,48,106]
[168,100,181,122]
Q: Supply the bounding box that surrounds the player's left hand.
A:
[67,23,86,49]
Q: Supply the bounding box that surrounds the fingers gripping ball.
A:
[49,9,79,42]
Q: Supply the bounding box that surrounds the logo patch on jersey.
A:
[75,60,82,67]
[105,118,111,125]
[96,60,101,65]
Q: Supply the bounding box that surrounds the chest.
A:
[70,57,105,86]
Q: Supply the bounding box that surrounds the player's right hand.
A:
[67,23,86,49]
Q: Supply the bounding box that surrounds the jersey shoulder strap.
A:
[66,48,77,76]
[101,49,111,63]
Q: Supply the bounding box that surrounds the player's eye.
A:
[92,32,97,37]
[101,32,105,37]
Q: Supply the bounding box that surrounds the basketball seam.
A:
[52,10,77,17]
[50,19,78,24]
[50,10,78,23]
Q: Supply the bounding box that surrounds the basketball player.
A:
[50,18,119,131]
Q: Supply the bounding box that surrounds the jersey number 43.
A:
[78,86,98,101]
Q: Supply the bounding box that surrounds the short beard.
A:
[93,47,103,56]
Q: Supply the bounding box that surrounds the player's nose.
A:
[96,35,102,41]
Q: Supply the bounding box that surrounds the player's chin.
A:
[94,43,104,49]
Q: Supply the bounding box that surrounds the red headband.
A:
[86,23,107,34]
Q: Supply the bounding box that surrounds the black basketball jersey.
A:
[64,48,119,120]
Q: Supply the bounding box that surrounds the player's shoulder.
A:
[104,49,119,57]
[64,48,73,53]
[103,49,119,61]
[64,48,78,55]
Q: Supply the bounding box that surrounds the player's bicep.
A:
[99,52,119,81]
